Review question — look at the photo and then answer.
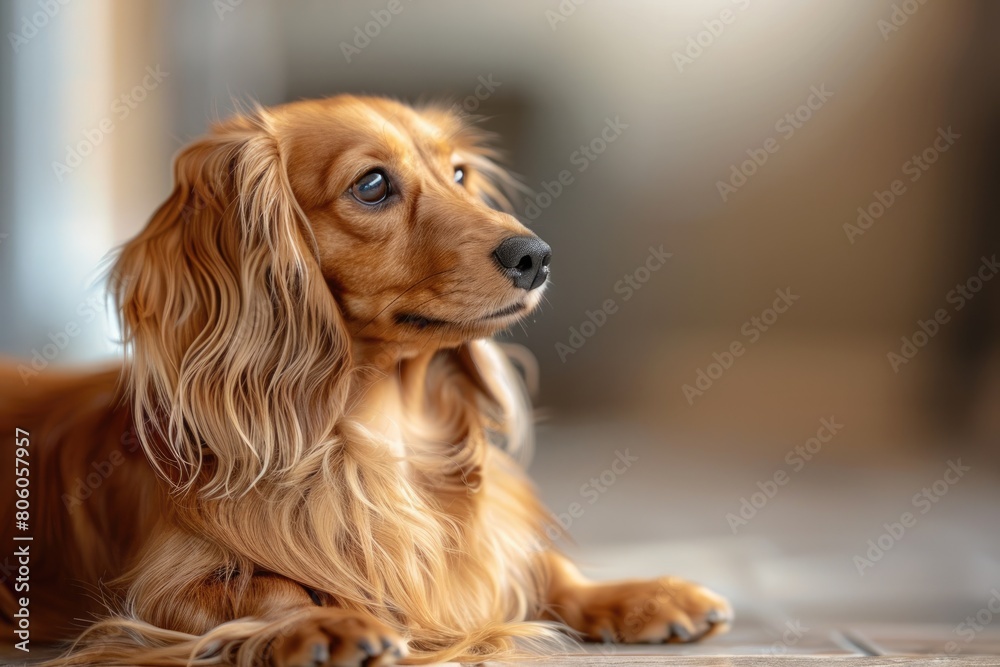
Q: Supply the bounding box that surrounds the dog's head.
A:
[279,97,550,351]
[113,96,546,493]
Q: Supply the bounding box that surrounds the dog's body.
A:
[0,368,157,634]
[0,96,730,666]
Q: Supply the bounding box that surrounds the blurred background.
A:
[1,0,998,655]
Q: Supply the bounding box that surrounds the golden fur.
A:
[0,96,731,666]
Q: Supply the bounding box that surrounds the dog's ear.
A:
[113,109,351,495]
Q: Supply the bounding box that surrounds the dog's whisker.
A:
[354,268,457,335]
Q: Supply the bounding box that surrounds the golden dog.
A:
[0,96,731,666]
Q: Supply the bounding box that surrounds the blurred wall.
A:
[1,0,997,460]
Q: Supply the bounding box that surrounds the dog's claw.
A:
[272,609,406,667]
[357,638,376,657]
[669,622,692,641]
[707,608,732,625]
[311,641,330,665]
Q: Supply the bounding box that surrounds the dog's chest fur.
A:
[352,366,484,500]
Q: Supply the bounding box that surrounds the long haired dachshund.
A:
[0,96,731,666]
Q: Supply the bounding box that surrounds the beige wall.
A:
[3,0,996,452]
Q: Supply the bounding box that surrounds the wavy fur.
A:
[0,95,731,667]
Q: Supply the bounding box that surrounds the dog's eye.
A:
[351,169,390,204]
[454,166,466,186]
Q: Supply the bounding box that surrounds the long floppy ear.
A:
[112,109,351,496]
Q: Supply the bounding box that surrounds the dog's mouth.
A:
[395,301,527,330]
[481,301,527,320]
[393,313,447,329]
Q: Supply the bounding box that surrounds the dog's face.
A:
[275,96,550,353]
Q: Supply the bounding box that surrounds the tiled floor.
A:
[531,416,999,621]
[5,652,1000,666]
[5,627,1000,666]
[521,415,1000,665]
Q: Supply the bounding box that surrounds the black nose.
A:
[493,236,551,291]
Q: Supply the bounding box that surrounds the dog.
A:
[0,95,732,666]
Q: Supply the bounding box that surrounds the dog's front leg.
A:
[71,522,409,667]
[138,573,408,667]
[185,576,407,667]
[537,551,733,644]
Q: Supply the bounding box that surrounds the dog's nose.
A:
[493,236,551,291]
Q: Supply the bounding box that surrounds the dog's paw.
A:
[271,608,408,667]
[558,576,733,644]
